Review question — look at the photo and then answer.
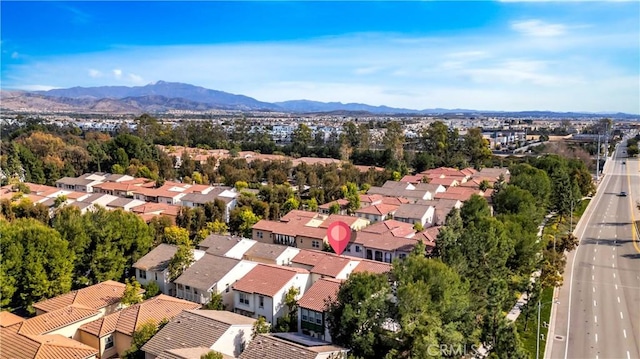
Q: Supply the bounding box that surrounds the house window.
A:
[259,295,264,309]
[105,335,114,349]
[154,272,158,281]
[355,246,361,253]
[301,308,308,321]
[186,286,191,291]
[226,284,230,293]
[257,231,263,239]
[138,269,146,279]
[316,312,322,324]
[239,292,250,305]
[399,253,407,259]
[194,289,198,295]
[312,240,320,248]
[346,245,351,252]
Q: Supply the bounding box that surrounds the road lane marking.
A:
[595,315,597,323]
[618,296,621,303]
[592,265,595,270]
[614,273,616,278]
[595,333,598,343]
[593,287,595,293]
[620,312,624,319]
[594,248,597,252]
[594,300,597,307]
[627,351,631,359]
[594,256,596,261]
[624,329,627,338]
[615,284,618,290]
[612,263,615,268]
[592,275,595,281]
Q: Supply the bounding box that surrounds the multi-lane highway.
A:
[547,137,640,359]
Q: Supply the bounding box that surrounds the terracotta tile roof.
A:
[18,305,100,336]
[297,278,341,312]
[280,210,318,222]
[317,214,362,229]
[142,310,255,357]
[354,232,418,252]
[318,199,348,209]
[174,254,240,290]
[157,347,226,359]
[358,194,383,204]
[351,260,392,274]
[131,203,180,216]
[32,280,127,313]
[416,226,441,245]
[232,264,306,297]
[355,203,398,216]
[291,249,332,267]
[133,243,178,272]
[427,177,459,187]
[381,196,410,205]
[310,256,352,278]
[0,311,25,329]
[362,220,416,238]
[78,295,200,337]
[0,329,98,359]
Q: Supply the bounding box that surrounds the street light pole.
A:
[537,300,541,359]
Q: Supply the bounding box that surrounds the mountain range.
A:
[0,81,636,117]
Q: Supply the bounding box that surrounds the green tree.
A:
[200,351,224,359]
[122,278,143,305]
[168,242,195,281]
[203,292,226,310]
[464,128,492,169]
[326,272,394,359]
[292,124,313,156]
[143,281,161,299]
[252,316,271,339]
[509,163,552,209]
[383,121,405,166]
[275,286,300,332]
[163,225,191,245]
[459,194,491,227]
[0,219,74,312]
[123,319,168,359]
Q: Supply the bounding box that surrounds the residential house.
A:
[77,295,200,359]
[435,186,484,202]
[55,173,107,193]
[197,234,244,255]
[232,264,310,325]
[318,199,349,215]
[349,232,419,263]
[240,333,348,359]
[174,254,258,308]
[415,226,441,255]
[415,199,462,226]
[133,244,206,296]
[131,203,180,223]
[32,280,129,316]
[105,197,147,212]
[355,203,398,223]
[15,305,102,340]
[351,260,392,274]
[360,219,416,238]
[180,187,238,222]
[242,242,300,265]
[358,194,383,208]
[0,328,98,359]
[297,278,342,342]
[290,250,359,282]
[142,310,256,359]
[93,178,154,197]
[392,203,435,228]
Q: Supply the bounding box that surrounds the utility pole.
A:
[537,300,542,359]
[596,134,601,182]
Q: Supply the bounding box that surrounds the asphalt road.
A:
[547,138,640,359]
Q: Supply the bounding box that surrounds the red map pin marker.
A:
[327,221,351,256]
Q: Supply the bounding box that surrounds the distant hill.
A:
[0,81,634,117]
[35,81,281,111]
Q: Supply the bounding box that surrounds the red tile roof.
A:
[232,265,307,297]
[297,278,342,312]
[0,329,98,359]
[78,295,200,337]
[355,203,398,216]
[18,305,100,336]
[310,256,352,278]
[351,260,392,274]
[0,312,25,329]
[32,280,126,313]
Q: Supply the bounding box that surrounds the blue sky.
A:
[2,1,639,113]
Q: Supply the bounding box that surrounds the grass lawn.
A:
[516,286,554,358]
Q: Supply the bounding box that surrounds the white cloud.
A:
[511,20,567,37]
[11,52,19,59]
[19,85,59,91]
[112,68,122,79]
[88,69,102,78]
[128,73,144,83]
